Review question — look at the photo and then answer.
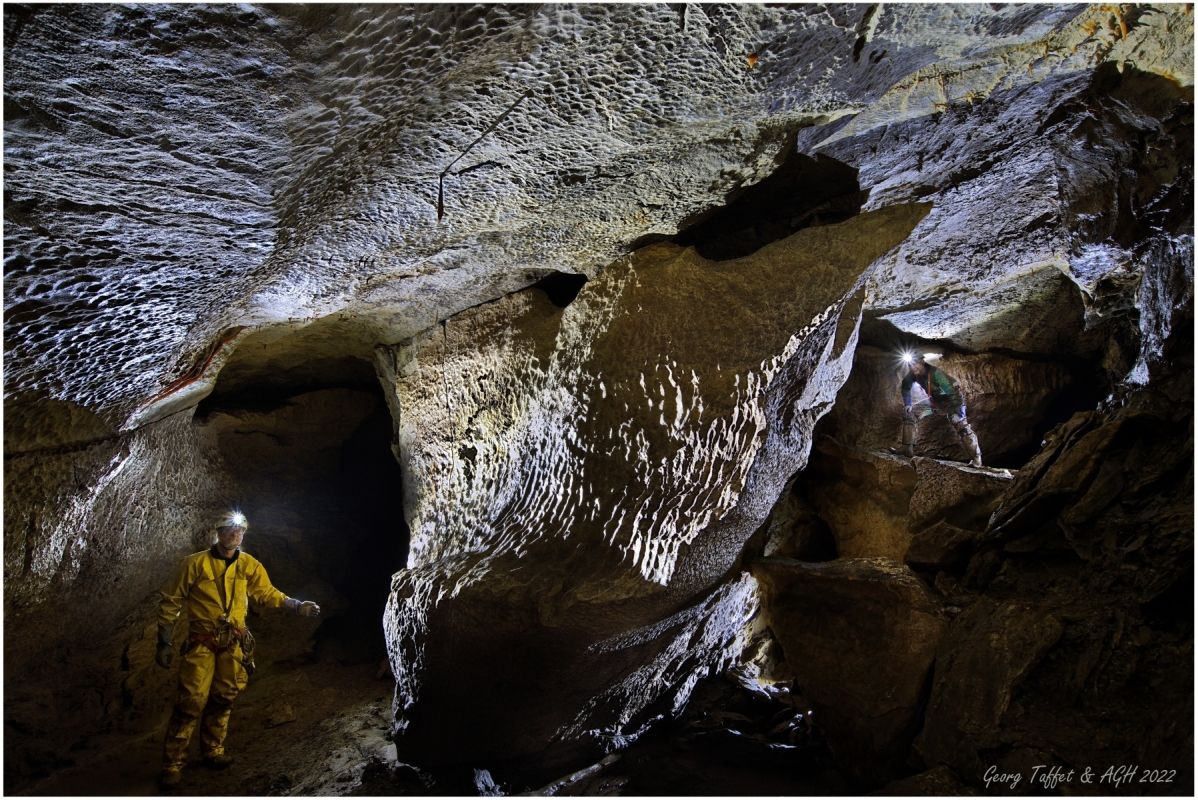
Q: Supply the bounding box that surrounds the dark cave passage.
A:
[194,357,408,667]
[837,316,1113,471]
[667,149,867,261]
[313,399,408,663]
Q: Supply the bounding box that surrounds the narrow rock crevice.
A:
[531,270,588,309]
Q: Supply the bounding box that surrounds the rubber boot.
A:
[958,420,983,467]
[203,753,235,770]
[160,768,183,789]
[899,414,916,458]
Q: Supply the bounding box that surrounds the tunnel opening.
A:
[664,148,867,261]
[845,315,1112,471]
[194,344,407,670]
[532,270,588,308]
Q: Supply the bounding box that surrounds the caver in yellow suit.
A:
[155,513,319,787]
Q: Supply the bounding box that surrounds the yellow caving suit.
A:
[158,547,287,771]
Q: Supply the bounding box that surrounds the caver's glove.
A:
[904,405,914,418]
[155,625,174,669]
[285,597,321,617]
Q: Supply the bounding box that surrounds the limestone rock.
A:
[990,403,1192,594]
[264,702,298,728]
[905,521,980,572]
[915,598,1065,778]
[758,477,837,562]
[1,3,1191,792]
[380,205,928,768]
[801,444,916,560]
[785,438,1012,562]
[4,5,1190,429]
[805,34,1193,364]
[914,314,1193,791]
[908,457,1009,531]
[752,557,947,784]
[3,411,232,635]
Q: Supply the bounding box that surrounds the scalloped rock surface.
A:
[378,205,926,767]
[5,4,1191,428]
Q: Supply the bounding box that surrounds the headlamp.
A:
[218,512,247,531]
[901,351,915,365]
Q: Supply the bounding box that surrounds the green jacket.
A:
[901,365,963,409]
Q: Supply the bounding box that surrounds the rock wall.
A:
[746,10,1193,786]
[377,204,927,770]
[4,409,230,641]
[756,364,1193,790]
[3,407,232,785]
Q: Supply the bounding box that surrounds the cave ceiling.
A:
[4,3,1191,431]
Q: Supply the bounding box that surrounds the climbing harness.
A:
[183,552,258,676]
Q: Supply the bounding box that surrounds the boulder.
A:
[914,598,1065,778]
[777,438,1012,563]
[752,557,947,784]
[905,522,981,572]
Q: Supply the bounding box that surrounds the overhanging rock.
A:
[378,204,928,768]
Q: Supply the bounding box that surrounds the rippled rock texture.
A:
[2,2,1193,795]
[379,205,926,768]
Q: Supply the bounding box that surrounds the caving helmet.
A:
[214,510,248,531]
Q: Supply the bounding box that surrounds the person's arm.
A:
[245,560,287,608]
[155,557,194,668]
[158,558,193,630]
[247,561,320,617]
[900,373,915,410]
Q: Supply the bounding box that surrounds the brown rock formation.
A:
[2,3,1191,795]
[379,204,928,769]
[754,557,947,781]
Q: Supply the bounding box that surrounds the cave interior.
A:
[2,3,1194,798]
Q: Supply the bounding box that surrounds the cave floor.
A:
[19,658,397,797]
[17,655,846,797]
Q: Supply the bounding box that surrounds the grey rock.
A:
[381,206,927,766]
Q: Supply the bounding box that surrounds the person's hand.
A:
[156,642,174,669]
[298,601,321,618]
[904,405,914,418]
